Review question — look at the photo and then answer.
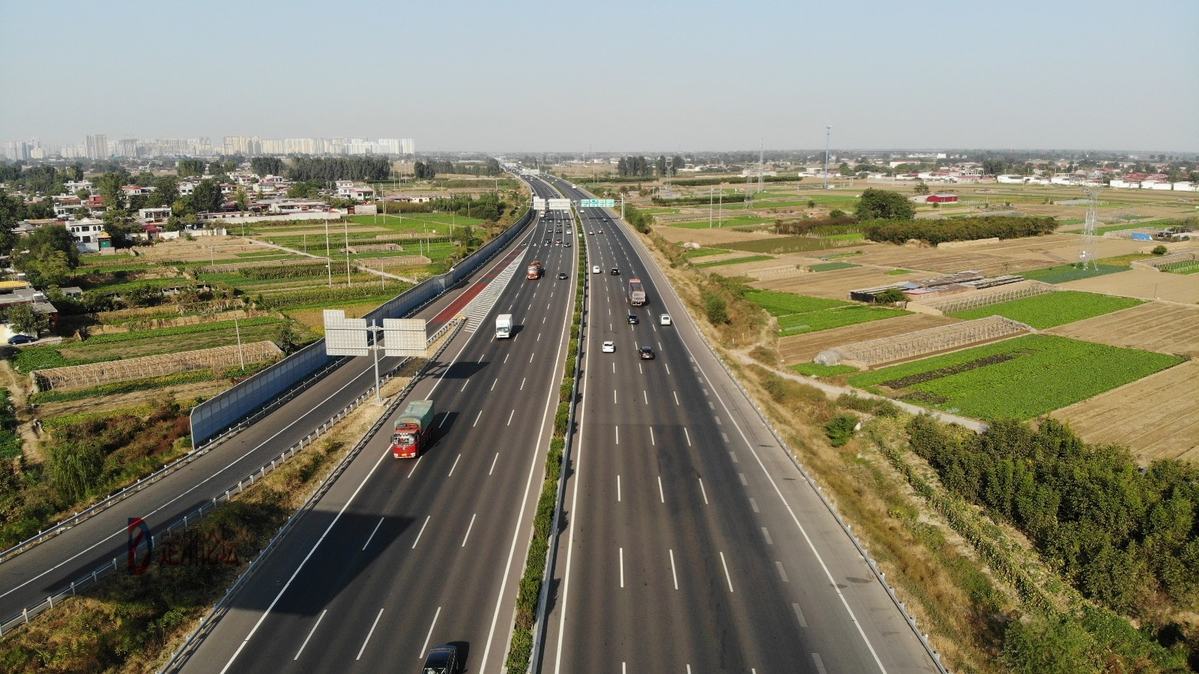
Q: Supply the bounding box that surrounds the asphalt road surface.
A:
[176,176,579,673]
[539,178,939,674]
[0,178,551,631]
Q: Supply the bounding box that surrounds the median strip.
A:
[504,203,586,672]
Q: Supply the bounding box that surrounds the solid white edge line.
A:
[620,203,890,673]
[482,216,578,671]
[355,607,385,661]
[292,608,327,661]
[218,444,398,674]
[418,606,441,660]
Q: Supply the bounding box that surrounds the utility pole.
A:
[718,187,723,227]
[343,219,351,286]
[324,219,332,287]
[709,187,713,228]
[234,317,245,370]
[370,320,381,402]
[823,125,832,190]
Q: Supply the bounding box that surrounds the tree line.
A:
[616,155,686,177]
[285,156,391,183]
[861,215,1058,245]
[906,415,1199,620]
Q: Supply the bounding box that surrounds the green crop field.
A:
[810,261,858,272]
[1160,260,1199,274]
[682,247,729,259]
[1021,263,1126,284]
[666,215,772,229]
[746,290,905,336]
[849,334,1183,420]
[791,362,857,377]
[724,236,860,255]
[949,291,1142,328]
[693,255,772,269]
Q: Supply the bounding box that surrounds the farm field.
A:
[693,254,773,269]
[745,290,906,336]
[1047,301,1199,356]
[1059,267,1199,303]
[1053,361,1199,464]
[778,312,958,365]
[753,265,909,300]
[664,215,773,229]
[1021,263,1127,284]
[948,290,1142,329]
[848,334,1183,420]
[722,235,863,255]
[14,317,290,372]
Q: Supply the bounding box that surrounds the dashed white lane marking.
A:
[356,608,385,661]
[417,606,441,660]
[489,452,499,476]
[411,515,430,549]
[293,609,327,660]
[761,527,774,546]
[719,551,734,593]
[669,548,679,590]
[684,428,691,446]
[698,478,709,505]
[775,561,790,583]
[361,516,385,551]
[461,513,477,547]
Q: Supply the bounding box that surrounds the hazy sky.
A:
[2,0,1196,152]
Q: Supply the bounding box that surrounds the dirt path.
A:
[0,361,43,462]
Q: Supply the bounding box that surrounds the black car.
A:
[610,267,620,275]
[6,334,34,345]
[627,313,639,325]
[421,644,461,674]
[557,272,569,280]
[638,346,655,360]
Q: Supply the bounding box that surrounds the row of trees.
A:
[411,158,503,181]
[615,155,686,177]
[906,416,1199,617]
[861,215,1058,245]
[285,157,390,183]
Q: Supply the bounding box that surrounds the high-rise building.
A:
[401,138,415,155]
[115,138,139,158]
[85,134,109,160]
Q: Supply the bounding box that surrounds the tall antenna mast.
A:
[1078,186,1099,270]
[823,125,832,190]
[758,141,765,193]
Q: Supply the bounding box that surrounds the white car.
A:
[659,314,672,326]
[592,265,601,274]
[601,340,615,353]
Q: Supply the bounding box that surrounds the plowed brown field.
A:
[1048,302,1199,356]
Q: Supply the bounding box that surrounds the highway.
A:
[174,176,579,673]
[0,179,549,629]
[540,178,939,673]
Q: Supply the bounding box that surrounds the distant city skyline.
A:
[2,1,1197,153]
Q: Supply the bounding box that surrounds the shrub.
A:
[824,414,858,447]
[855,189,915,220]
[1152,245,1169,255]
[702,291,728,324]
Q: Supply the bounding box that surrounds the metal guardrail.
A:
[0,354,349,567]
[0,201,536,568]
[0,321,464,639]
[527,202,587,673]
[158,319,464,673]
[608,204,950,673]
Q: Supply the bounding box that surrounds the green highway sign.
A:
[580,198,616,208]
